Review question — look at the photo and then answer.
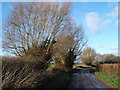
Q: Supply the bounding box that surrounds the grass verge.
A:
[95,72,119,88]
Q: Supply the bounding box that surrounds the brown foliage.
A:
[3,2,87,70]
[51,26,86,70]
[99,64,120,78]
[2,57,55,88]
[2,57,71,88]
[80,47,96,65]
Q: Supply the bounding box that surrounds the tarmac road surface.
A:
[68,68,107,88]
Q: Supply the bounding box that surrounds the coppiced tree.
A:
[80,47,96,65]
[52,25,87,70]
[3,2,71,59]
[3,2,87,70]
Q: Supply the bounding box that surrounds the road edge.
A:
[94,74,114,88]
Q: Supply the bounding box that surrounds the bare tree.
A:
[103,54,119,63]
[52,24,87,70]
[80,47,96,65]
[3,2,87,70]
[3,2,71,57]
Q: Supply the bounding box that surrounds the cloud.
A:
[85,12,101,33]
[102,20,112,25]
[106,6,118,17]
[85,12,112,33]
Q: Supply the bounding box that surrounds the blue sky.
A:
[0,2,2,56]
[71,2,118,55]
[1,2,118,56]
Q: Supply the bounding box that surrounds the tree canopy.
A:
[3,2,87,70]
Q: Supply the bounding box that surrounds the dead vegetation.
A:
[2,2,87,88]
[3,2,87,71]
[2,57,58,88]
[99,64,120,78]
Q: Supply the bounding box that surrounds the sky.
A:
[0,2,119,56]
[0,2,2,56]
[71,2,118,55]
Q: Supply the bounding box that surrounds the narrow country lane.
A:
[68,68,107,88]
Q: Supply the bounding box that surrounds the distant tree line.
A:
[80,47,120,65]
[94,54,120,64]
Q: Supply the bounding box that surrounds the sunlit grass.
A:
[48,64,57,67]
[95,72,119,88]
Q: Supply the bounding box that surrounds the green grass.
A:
[95,72,119,88]
[48,64,57,67]
[47,64,58,71]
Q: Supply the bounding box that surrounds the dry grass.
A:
[73,63,91,69]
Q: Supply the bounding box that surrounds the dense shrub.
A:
[2,57,56,88]
[99,64,120,78]
[2,57,73,89]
